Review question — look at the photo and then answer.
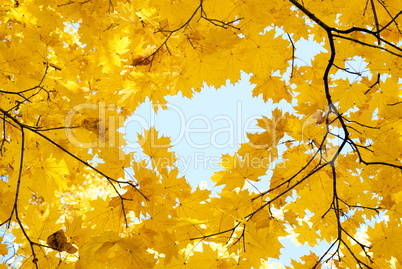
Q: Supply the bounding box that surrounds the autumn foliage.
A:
[1,0,402,268]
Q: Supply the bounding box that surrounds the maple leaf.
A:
[138,127,176,173]
[250,74,292,103]
[0,242,7,256]
[211,154,267,191]
[46,229,78,254]
[79,231,156,268]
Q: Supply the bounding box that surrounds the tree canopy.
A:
[1,0,402,268]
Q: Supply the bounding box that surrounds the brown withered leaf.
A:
[47,229,77,254]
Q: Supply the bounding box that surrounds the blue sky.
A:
[121,37,330,266]
[124,37,325,188]
[124,73,281,188]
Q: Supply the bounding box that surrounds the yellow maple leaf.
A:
[212,154,267,190]
[0,242,7,256]
[137,127,176,173]
[79,231,156,268]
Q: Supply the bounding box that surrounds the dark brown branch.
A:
[343,117,380,129]
[143,3,203,66]
[288,0,331,30]
[199,5,241,30]
[8,127,39,268]
[287,33,295,78]
[375,4,402,34]
[330,10,402,35]
[0,64,49,105]
[387,100,402,106]
[369,0,381,44]
[190,222,241,241]
[333,63,364,77]
[247,163,329,220]
[345,201,382,212]
[341,238,373,268]
[28,125,81,132]
[313,239,339,268]
[333,34,402,58]
[364,73,380,94]
[251,151,321,201]
[140,0,240,68]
